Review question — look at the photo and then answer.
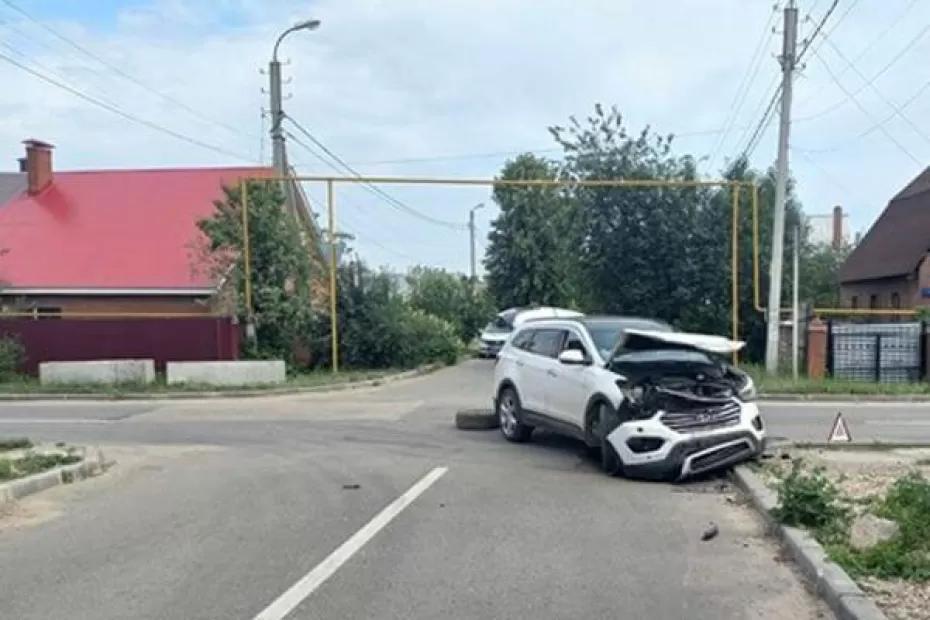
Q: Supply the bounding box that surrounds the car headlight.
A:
[738,375,757,402]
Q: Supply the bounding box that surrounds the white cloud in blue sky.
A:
[1,0,929,273]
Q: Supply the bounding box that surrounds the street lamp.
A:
[469,203,485,280]
[269,19,321,175]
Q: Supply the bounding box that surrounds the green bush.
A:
[406,266,494,343]
[0,437,32,452]
[772,460,850,540]
[0,336,24,379]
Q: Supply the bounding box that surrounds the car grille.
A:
[688,440,754,474]
[660,401,741,433]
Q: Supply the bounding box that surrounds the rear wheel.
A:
[594,403,623,476]
[497,387,533,442]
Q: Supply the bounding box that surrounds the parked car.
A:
[492,315,764,480]
[478,306,583,358]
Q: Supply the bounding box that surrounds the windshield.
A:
[585,319,672,360]
[483,319,512,334]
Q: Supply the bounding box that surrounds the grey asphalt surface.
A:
[4,360,921,619]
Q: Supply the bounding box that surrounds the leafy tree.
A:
[196,181,319,364]
[800,242,850,308]
[406,266,493,342]
[484,154,578,309]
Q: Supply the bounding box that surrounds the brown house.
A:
[840,167,930,310]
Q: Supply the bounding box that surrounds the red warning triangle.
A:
[828,412,852,443]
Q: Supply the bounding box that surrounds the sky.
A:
[1,0,929,274]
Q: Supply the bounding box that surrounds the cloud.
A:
[0,0,928,272]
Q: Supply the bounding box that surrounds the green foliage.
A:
[0,452,81,482]
[485,154,578,309]
[830,472,930,580]
[406,266,493,342]
[197,182,319,365]
[333,265,461,369]
[0,335,24,379]
[0,437,32,452]
[772,460,851,540]
[800,242,851,308]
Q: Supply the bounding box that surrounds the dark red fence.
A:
[0,317,240,375]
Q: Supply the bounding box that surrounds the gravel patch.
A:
[860,578,930,620]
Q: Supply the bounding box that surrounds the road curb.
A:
[731,465,887,620]
[760,393,930,402]
[0,364,443,402]
[0,452,106,508]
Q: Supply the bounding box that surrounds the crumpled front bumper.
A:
[606,402,766,480]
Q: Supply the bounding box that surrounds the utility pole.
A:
[792,224,800,381]
[765,1,798,374]
[468,202,485,280]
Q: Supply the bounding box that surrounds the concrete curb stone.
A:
[731,464,888,620]
[0,454,105,507]
[0,363,443,402]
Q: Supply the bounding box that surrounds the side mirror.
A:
[558,349,588,365]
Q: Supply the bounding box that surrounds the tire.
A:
[594,403,623,476]
[497,387,533,442]
[455,409,498,430]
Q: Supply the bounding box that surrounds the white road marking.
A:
[0,418,114,424]
[252,465,448,620]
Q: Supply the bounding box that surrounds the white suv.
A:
[492,316,765,480]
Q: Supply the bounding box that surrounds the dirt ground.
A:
[762,446,930,620]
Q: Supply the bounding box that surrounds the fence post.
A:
[807,317,827,380]
[874,333,882,383]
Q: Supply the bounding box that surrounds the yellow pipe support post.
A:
[327,179,339,373]
[240,179,253,321]
[731,184,740,365]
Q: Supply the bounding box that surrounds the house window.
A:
[850,296,858,309]
[869,294,879,309]
[891,292,901,309]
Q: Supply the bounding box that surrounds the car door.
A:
[522,328,566,417]
[547,328,595,428]
[505,328,544,413]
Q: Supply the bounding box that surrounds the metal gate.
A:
[828,321,923,382]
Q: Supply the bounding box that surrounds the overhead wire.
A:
[0,0,255,141]
[706,3,780,170]
[0,48,255,161]
[284,115,466,230]
[811,47,922,166]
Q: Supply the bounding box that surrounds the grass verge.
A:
[743,363,930,396]
[0,451,82,482]
[769,459,930,582]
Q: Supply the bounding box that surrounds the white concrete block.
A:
[166,360,286,386]
[39,360,156,385]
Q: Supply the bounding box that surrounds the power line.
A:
[0,0,254,141]
[795,0,919,108]
[738,81,781,160]
[706,3,780,170]
[795,21,930,123]
[284,115,466,230]
[812,47,922,165]
[796,0,840,63]
[0,49,254,161]
[819,32,930,146]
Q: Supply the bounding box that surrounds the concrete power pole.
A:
[468,203,485,280]
[268,59,286,177]
[765,2,799,374]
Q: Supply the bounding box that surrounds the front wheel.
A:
[595,403,623,476]
[497,387,533,442]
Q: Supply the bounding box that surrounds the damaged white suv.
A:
[493,316,765,480]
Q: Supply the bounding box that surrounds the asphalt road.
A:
[5,359,923,619]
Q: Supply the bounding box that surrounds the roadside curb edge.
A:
[731,464,888,620]
[759,393,930,402]
[0,363,443,402]
[0,454,106,508]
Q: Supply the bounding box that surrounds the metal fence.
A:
[827,321,924,383]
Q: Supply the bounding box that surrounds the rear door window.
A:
[511,329,535,351]
[528,329,565,358]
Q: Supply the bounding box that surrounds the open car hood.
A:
[620,329,746,356]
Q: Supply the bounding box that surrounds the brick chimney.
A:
[22,139,54,195]
[832,205,843,250]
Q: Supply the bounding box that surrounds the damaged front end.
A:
[605,330,765,480]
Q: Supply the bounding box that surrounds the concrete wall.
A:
[166,360,286,386]
[39,359,155,385]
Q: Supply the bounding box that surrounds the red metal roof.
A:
[0,166,272,290]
